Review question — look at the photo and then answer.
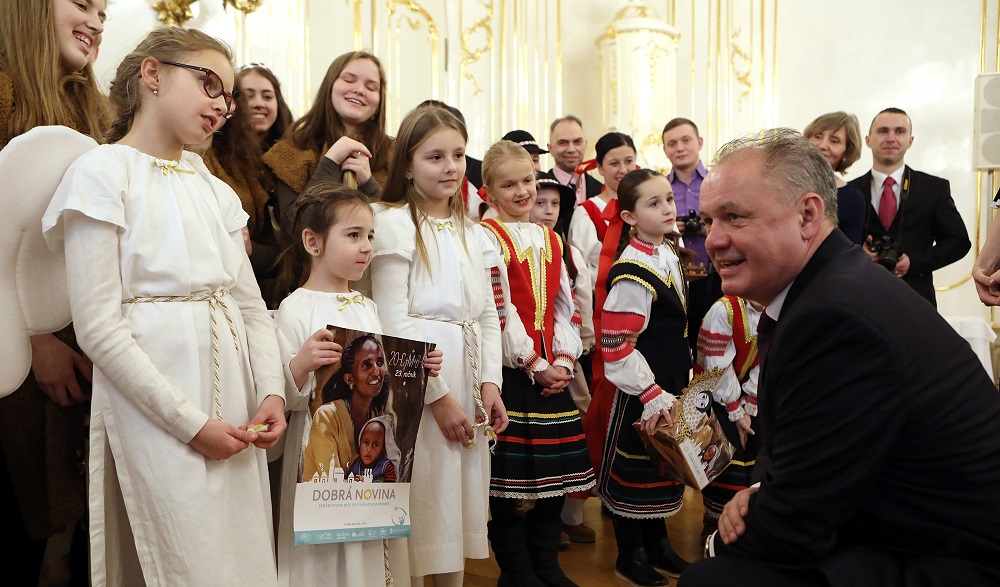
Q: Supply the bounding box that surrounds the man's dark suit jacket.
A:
[547,167,603,199]
[713,230,1000,587]
[848,167,970,306]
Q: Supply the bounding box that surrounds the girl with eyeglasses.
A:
[0,1,111,584]
[42,27,287,586]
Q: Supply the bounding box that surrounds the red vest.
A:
[722,295,759,384]
[481,219,563,362]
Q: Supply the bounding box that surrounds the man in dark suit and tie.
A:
[679,129,1000,587]
[848,108,970,307]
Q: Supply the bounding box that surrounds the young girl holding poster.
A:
[42,28,287,585]
[371,105,508,587]
[274,184,440,587]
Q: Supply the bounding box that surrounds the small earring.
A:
[312,248,320,254]
[406,177,414,186]
[152,89,158,95]
[348,382,354,391]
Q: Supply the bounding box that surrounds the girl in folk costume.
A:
[263,51,392,240]
[694,295,761,538]
[530,172,595,410]
[370,105,509,587]
[480,142,595,587]
[568,132,638,287]
[530,172,598,545]
[42,28,288,585]
[599,169,691,586]
[273,184,441,587]
[0,1,111,583]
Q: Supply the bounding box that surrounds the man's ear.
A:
[799,192,826,238]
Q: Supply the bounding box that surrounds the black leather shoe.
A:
[646,541,689,578]
[614,548,668,587]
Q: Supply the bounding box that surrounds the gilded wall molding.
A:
[152,0,196,26]
[152,0,265,27]
[460,1,495,96]
[224,0,265,14]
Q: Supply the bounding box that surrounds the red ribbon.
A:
[583,196,626,474]
[574,159,598,175]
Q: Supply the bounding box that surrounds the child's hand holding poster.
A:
[293,326,433,545]
[633,368,736,490]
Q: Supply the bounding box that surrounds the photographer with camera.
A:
[848,108,970,308]
[663,118,722,358]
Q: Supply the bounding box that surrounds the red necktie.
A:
[878,177,897,230]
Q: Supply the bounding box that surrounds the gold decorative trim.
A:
[351,0,363,51]
[614,4,653,20]
[386,0,440,125]
[730,25,752,111]
[556,0,563,113]
[482,220,556,331]
[151,0,196,27]
[459,1,494,97]
[223,0,265,15]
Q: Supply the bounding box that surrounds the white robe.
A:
[42,145,284,587]
[274,288,410,587]
[370,205,503,576]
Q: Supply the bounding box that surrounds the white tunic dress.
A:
[274,288,410,587]
[42,145,285,586]
[370,204,503,576]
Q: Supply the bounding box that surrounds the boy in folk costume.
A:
[695,295,761,539]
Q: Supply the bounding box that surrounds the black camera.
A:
[869,234,901,271]
[679,209,702,234]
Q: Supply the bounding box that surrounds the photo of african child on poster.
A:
[300,327,433,484]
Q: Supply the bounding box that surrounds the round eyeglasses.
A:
[161,61,238,119]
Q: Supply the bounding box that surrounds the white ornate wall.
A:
[97,0,999,322]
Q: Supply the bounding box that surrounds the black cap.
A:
[502,130,549,154]
[535,171,576,225]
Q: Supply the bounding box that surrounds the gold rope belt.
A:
[408,313,497,450]
[122,290,239,421]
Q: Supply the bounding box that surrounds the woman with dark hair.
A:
[263,51,393,243]
[567,132,638,286]
[804,111,866,244]
[238,63,294,153]
[200,85,280,301]
[303,334,390,479]
[201,64,296,306]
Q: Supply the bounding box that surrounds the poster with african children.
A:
[293,326,433,545]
